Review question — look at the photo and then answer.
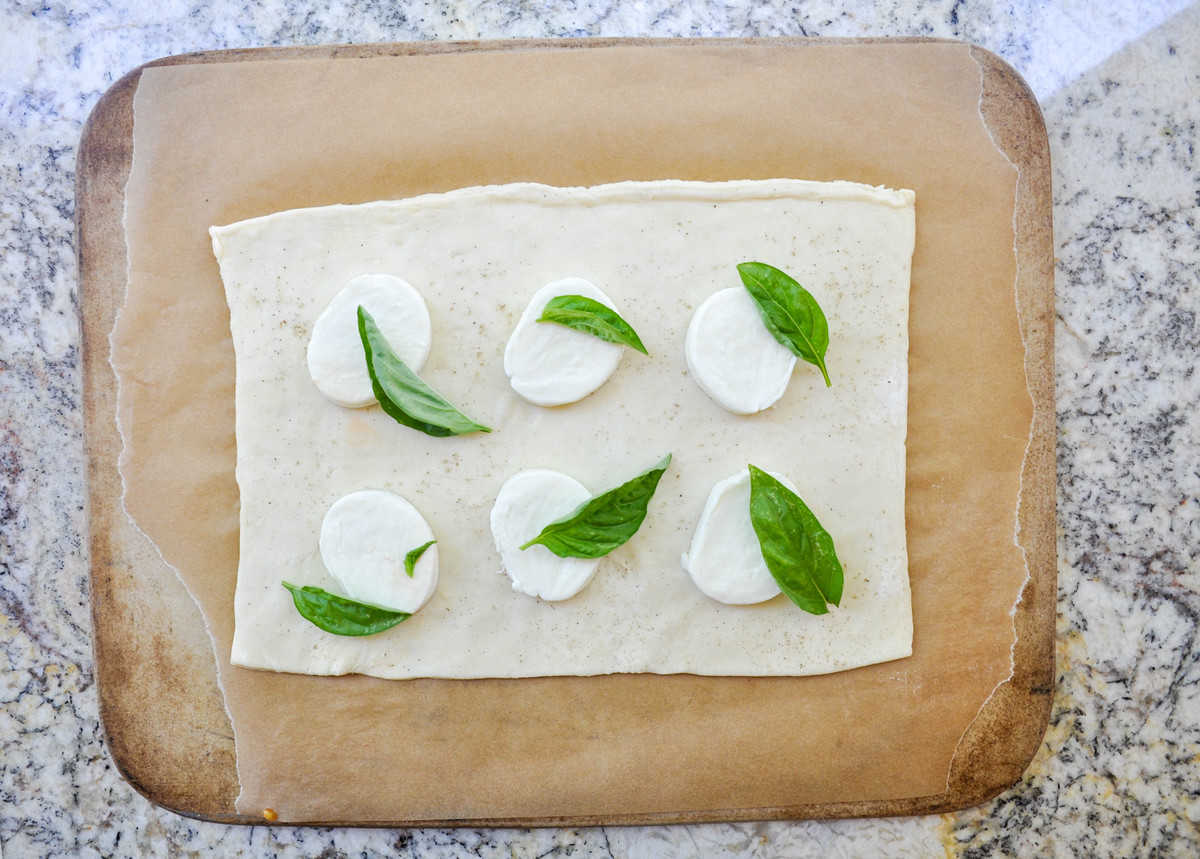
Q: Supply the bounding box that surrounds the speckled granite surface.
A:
[2,0,1198,855]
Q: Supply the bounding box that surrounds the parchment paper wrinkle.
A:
[114,42,1027,821]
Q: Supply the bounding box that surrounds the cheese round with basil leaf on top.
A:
[490,469,601,601]
[503,278,624,406]
[681,468,799,605]
[319,489,438,614]
[307,274,432,408]
[685,286,797,415]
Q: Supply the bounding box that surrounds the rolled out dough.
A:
[210,179,915,678]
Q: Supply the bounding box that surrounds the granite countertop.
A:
[2,0,1198,855]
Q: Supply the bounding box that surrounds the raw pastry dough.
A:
[210,179,915,678]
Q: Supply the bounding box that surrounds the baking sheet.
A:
[112,41,1030,821]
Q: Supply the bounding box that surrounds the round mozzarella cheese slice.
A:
[684,287,797,415]
[319,489,438,614]
[490,469,601,601]
[682,469,798,605]
[307,273,432,408]
[503,278,624,406]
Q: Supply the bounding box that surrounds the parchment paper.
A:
[114,42,1028,821]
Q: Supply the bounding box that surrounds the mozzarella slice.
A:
[319,489,438,614]
[306,273,432,408]
[490,469,601,601]
[503,278,624,406]
[682,469,798,605]
[685,287,798,415]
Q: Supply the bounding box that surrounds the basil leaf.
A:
[536,294,649,355]
[404,539,436,578]
[747,465,844,615]
[736,261,832,387]
[358,306,491,437]
[282,581,411,636]
[519,454,672,558]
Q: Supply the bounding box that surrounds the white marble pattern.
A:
[2,0,1199,856]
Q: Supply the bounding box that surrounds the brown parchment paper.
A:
[112,41,1029,821]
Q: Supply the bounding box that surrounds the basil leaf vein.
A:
[519,454,672,558]
[358,306,491,437]
[404,539,436,578]
[282,581,411,636]
[536,294,649,355]
[747,465,844,615]
[736,261,832,387]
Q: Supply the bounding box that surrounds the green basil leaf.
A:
[536,294,649,355]
[404,539,436,578]
[282,581,411,636]
[358,306,491,437]
[736,261,832,387]
[747,465,844,615]
[519,454,672,558]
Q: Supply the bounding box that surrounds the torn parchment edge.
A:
[942,45,1038,794]
[110,68,245,809]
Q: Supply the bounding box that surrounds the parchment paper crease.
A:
[114,42,1027,821]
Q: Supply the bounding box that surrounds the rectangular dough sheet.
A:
[211,178,915,678]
